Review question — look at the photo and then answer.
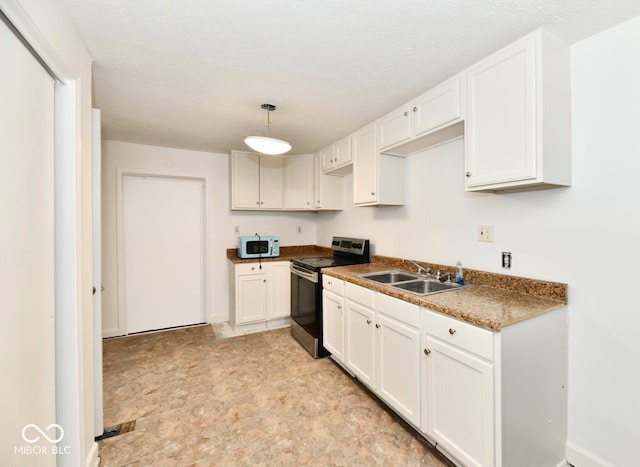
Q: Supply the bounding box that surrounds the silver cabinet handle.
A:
[403,111,408,117]
[449,328,456,335]
[413,106,418,112]
[465,171,471,177]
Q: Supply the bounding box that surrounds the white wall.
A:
[318,16,640,466]
[0,0,95,465]
[101,140,318,333]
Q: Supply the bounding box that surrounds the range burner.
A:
[292,257,337,270]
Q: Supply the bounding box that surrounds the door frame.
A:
[115,168,209,335]
[0,1,94,465]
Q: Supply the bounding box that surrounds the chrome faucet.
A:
[402,258,431,276]
[436,270,451,283]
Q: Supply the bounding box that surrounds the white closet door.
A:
[122,176,204,334]
[0,20,56,465]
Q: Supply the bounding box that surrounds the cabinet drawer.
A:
[377,292,420,328]
[235,263,264,275]
[323,275,344,295]
[345,282,375,309]
[425,309,494,360]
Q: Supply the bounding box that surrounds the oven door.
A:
[290,263,321,337]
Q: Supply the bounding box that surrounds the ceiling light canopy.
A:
[244,104,292,155]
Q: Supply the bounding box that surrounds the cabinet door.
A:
[313,152,344,210]
[378,104,412,151]
[320,145,334,173]
[259,155,284,209]
[266,261,291,319]
[333,135,352,170]
[346,300,375,387]
[465,34,537,189]
[236,272,267,324]
[424,336,494,467]
[231,152,261,209]
[322,290,344,362]
[284,154,313,210]
[352,122,378,205]
[377,312,421,426]
[413,75,461,137]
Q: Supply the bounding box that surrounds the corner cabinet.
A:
[313,152,344,210]
[352,122,405,206]
[229,261,291,334]
[283,154,313,210]
[464,29,571,192]
[231,151,283,209]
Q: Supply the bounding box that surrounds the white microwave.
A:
[237,236,280,259]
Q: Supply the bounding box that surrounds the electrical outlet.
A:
[297,226,302,234]
[478,225,494,242]
[234,226,240,234]
[502,252,512,269]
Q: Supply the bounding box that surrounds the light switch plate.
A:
[478,225,494,242]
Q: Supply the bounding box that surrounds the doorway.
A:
[119,174,205,334]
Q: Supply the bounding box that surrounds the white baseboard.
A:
[210,312,228,324]
[86,441,100,467]
[566,442,613,467]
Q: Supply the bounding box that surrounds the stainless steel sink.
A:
[358,270,419,284]
[392,279,465,295]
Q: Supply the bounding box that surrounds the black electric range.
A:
[290,236,370,358]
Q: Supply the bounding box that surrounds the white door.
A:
[0,19,56,465]
[122,175,204,334]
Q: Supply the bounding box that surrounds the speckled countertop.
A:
[322,257,567,332]
[227,245,333,263]
[227,248,567,331]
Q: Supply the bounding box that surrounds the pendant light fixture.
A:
[244,103,292,155]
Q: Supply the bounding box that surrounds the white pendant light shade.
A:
[245,103,291,155]
[244,136,292,155]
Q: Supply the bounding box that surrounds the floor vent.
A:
[95,420,136,441]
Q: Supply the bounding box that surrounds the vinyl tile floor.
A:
[98,324,453,466]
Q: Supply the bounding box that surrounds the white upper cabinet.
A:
[464,29,571,192]
[313,152,344,210]
[353,122,404,206]
[321,135,353,174]
[231,151,284,210]
[378,74,464,156]
[231,150,343,211]
[284,154,313,210]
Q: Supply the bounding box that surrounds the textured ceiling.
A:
[60,0,640,155]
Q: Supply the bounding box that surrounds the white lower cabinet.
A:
[345,283,421,427]
[329,278,568,467]
[230,261,291,333]
[345,297,375,387]
[423,310,495,467]
[376,293,421,427]
[322,276,345,363]
[422,307,568,467]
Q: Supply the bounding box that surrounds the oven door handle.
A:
[290,264,318,283]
